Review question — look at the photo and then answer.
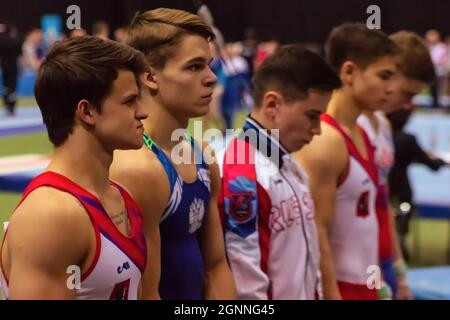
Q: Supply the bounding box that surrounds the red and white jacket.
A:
[218,116,320,300]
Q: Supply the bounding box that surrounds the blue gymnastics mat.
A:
[408,267,450,300]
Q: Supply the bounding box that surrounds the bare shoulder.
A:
[294,122,347,177]
[111,147,160,179]
[6,187,91,265]
[111,148,169,196]
[110,147,170,220]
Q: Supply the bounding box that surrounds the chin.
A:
[135,138,145,148]
[362,105,378,112]
[384,103,405,113]
[292,144,304,152]
[125,138,144,150]
[190,106,210,118]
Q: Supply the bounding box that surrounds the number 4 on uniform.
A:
[110,279,131,300]
[356,191,370,218]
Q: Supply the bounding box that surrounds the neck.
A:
[142,101,189,151]
[250,109,271,130]
[326,88,363,130]
[362,110,379,131]
[249,109,289,154]
[46,130,112,196]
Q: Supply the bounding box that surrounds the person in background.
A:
[358,31,436,300]
[69,28,87,38]
[254,38,279,71]
[21,28,43,71]
[425,29,447,108]
[114,27,127,43]
[387,108,450,262]
[241,27,258,78]
[92,21,110,40]
[220,42,251,129]
[0,22,22,115]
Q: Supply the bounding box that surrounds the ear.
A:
[340,61,358,85]
[139,69,158,91]
[75,99,96,126]
[261,91,283,119]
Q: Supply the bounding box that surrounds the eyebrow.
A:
[306,109,323,114]
[185,57,213,65]
[121,92,139,103]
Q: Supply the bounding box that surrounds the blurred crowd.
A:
[2,17,450,120]
[425,29,450,108]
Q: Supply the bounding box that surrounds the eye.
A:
[187,63,204,72]
[124,96,138,106]
[379,71,393,80]
[307,113,319,121]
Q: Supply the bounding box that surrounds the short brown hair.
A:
[253,45,341,106]
[325,23,399,73]
[127,8,215,69]
[390,31,435,83]
[34,36,148,147]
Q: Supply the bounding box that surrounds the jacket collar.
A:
[241,115,289,167]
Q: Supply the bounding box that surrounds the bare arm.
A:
[5,188,90,299]
[387,201,413,300]
[294,125,347,300]
[110,149,168,300]
[199,143,237,300]
[389,205,403,262]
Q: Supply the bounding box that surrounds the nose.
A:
[204,66,218,87]
[310,121,322,136]
[385,79,396,96]
[136,100,148,120]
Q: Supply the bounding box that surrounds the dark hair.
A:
[127,8,215,69]
[390,31,435,84]
[34,35,148,146]
[253,44,341,106]
[325,23,399,73]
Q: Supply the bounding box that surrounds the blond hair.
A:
[127,8,215,69]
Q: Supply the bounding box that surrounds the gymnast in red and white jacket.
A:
[218,116,321,300]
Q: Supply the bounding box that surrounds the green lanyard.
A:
[143,131,192,150]
[143,133,156,150]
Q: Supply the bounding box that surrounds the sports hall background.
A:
[0,0,449,299]
[3,0,450,43]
